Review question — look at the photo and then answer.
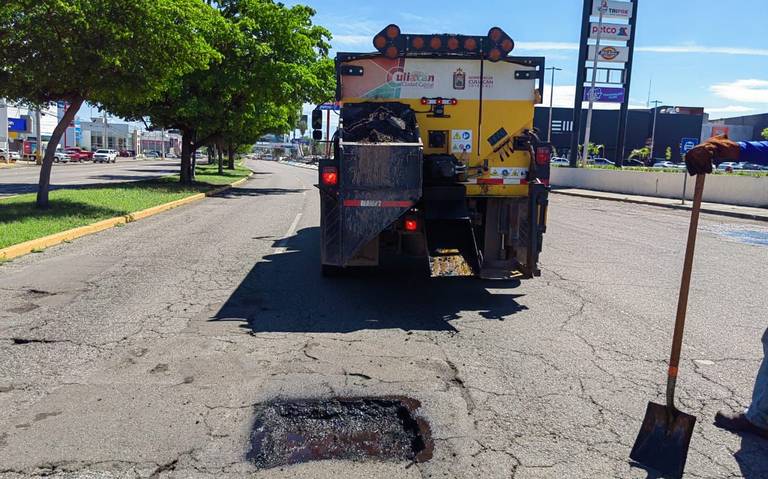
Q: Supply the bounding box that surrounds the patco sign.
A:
[592,0,633,20]
[590,22,632,41]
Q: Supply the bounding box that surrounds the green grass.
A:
[0,163,251,249]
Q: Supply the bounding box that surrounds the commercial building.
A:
[534,105,705,163]
[0,100,58,156]
[702,112,768,142]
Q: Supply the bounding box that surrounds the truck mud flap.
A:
[521,183,549,278]
[321,139,422,267]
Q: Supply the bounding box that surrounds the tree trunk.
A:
[180,130,193,185]
[217,143,224,175]
[36,98,84,209]
[227,144,235,170]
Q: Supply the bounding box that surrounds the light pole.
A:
[546,66,562,143]
[582,0,607,166]
[649,100,662,161]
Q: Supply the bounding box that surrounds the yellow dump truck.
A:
[317,24,551,279]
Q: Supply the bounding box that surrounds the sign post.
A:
[581,0,607,166]
[679,138,698,205]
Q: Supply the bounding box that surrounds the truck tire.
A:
[321,264,343,277]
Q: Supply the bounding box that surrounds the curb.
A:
[278,160,318,171]
[552,189,768,223]
[0,173,253,261]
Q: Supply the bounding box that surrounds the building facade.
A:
[534,106,705,163]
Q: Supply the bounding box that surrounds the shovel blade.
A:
[630,402,696,479]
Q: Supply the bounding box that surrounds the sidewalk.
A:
[553,188,768,222]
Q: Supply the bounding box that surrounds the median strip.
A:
[0,164,252,261]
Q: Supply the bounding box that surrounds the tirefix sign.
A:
[588,45,629,63]
[590,22,631,41]
[592,0,633,19]
[583,87,625,103]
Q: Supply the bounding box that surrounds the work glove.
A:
[684,135,740,176]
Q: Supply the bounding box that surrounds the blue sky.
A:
[299,0,768,119]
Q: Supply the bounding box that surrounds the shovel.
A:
[630,174,706,479]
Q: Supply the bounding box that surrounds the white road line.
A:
[273,212,303,254]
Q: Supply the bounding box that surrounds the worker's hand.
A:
[684,135,740,176]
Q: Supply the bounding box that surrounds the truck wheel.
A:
[321,264,343,277]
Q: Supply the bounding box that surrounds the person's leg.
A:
[745,328,768,429]
[715,328,768,438]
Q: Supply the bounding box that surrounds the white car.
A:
[717,161,739,172]
[93,149,118,163]
[551,157,569,166]
[0,148,21,162]
[53,148,74,163]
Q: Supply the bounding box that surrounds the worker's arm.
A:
[684,136,768,175]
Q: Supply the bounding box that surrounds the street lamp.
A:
[546,66,562,143]
[649,100,662,161]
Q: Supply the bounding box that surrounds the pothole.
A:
[247,396,433,469]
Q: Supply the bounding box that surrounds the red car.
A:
[64,147,94,162]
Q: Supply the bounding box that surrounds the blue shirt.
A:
[739,141,768,165]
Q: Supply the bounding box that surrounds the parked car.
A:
[145,151,160,158]
[0,148,22,162]
[551,157,569,166]
[53,148,74,163]
[93,149,118,163]
[64,147,93,162]
[733,162,767,171]
[651,161,679,169]
[589,157,615,167]
[717,161,739,172]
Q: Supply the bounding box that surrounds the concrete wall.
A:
[550,167,768,208]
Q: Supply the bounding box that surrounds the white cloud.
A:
[331,34,372,48]
[514,42,768,57]
[637,45,768,56]
[704,105,756,114]
[710,79,768,103]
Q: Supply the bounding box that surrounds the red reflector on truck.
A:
[321,167,338,186]
[343,199,413,208]
[404,218,418,231]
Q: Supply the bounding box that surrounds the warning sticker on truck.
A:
[451,130,473,153]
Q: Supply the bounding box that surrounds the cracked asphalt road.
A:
[1,160,767,478]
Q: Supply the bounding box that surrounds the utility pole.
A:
[582,1,607,166]
[161,128,166,158]
[649,100,662,161]
[103,110,108,150]
[546,66,562,143]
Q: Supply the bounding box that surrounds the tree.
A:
[762,127,768,140]
[665,146,672,161]
[0,0,222,207]
[113,0,334,184]
[629,147,651,161]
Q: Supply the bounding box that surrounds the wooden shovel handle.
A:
[667,174,706,409]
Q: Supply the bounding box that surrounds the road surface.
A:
[0,160,766,478]
[0,159,181,197]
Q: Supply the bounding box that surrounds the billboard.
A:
[8,117,28,132]
[583,87,625,103]
[590,23,632,41]
[588,45,629,63]
[592,0,634,19]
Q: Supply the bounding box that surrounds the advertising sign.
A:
[317,102,340,111]
[583,87,625,103]
[588,45,629,63]
[8,117,28,132]
[589,22,632,41]
[592,0,634,19]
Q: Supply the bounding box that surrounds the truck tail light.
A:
[536,146,552,165]
[321,166,338,186]
[404,218,418,232]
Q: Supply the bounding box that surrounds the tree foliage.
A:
[762,127,768,140]
[0,0,222,207]
[112,0,335,183]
